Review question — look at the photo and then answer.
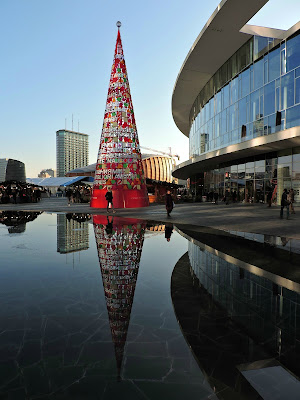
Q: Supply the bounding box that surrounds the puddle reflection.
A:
[57,214,91,254]
[172,229,300,399]
[93,216,146,379]
[1,212,299,399]
[0,211,41,234]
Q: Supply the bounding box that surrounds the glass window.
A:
[264,59,268,84]
[220,61,229,88]
[293,147,300,162]
[281,71,294,110]
[250,90,260,122]
[223,84,230,109]
[209,98,214,119]
[215,114,221,138]
[286,104,300,129]
[230,77,238,104]
[254,117,264,137]
[231,53,238,78]
[286,32,300,72]
[215,91,222,114]
[232,129,238,142]
[255,159,265,170]
[228,104,237,131]
[292,163,300,180]
[241,68,250,98]
[264,81,275,116]
[246,162,255,179]
[278,149,291,161]
[221,110,227,135]
[278,164,292,177]
[266,114,276,134]
[281,48,286,75]
[263,116,269,135]
[268,47,280,82]
[254,36,269,60]
[253,59,264,90]
[239,97,247,127]
[296,78,300,104]
[238,40,251,71]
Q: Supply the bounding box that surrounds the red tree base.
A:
[90,188,149,209]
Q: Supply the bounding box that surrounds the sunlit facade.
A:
[56,130,89,177]
[172,0,300,203]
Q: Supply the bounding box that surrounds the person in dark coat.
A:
[213,192,219,205]
[289,188,295,214]
[66,188,73,206]
[165,190,173,217]
[280,188,289,219]
[105,188,115,213]
[267,190,272,207]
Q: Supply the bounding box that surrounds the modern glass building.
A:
[56,130,89,177]
[0,158,26,182]
[172,0,300,204]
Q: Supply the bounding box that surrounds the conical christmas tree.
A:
[91,22,149,208]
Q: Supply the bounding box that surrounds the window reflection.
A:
[264,81,275,116]
[269,47,280,82]
[253,59,264,90]
[281,71,295,110]
[286,33,300,72]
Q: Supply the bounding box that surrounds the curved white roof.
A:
[172,0,271,136]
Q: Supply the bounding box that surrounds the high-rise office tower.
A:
[56,129,89,177]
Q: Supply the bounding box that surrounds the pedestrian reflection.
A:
[105,215,114,236]
[93,216,146,380]
[165,223,173,242]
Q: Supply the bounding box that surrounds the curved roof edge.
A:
[172,0,271,137]
[172,126,300,179]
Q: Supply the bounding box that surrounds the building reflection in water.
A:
[172,236,300,397]
[57,214,90,254]
[188,240,300,362]
[93,215,146,379]
[0,211,41,234]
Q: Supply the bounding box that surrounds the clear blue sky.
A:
[1,0,299,177]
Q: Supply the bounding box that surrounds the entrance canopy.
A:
[26,176,94,187]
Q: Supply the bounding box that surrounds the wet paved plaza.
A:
[0,211,299,399]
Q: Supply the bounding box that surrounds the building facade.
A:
[66,154,177,183]
[56,130,89,177]
[0,158,26,182]
[38,168,55,178]
[66,154,180,203]
[172,0,300,204]
[57,214,89,254]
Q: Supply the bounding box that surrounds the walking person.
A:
[289,188,295,214]
[213,192,219,205]
[165,190,173,217]
[105,188,115,213]
[280,188,290,219]
[267,190,272,207]
[66,188,72,206]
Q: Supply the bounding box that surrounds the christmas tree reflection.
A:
[93,215,146,379]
